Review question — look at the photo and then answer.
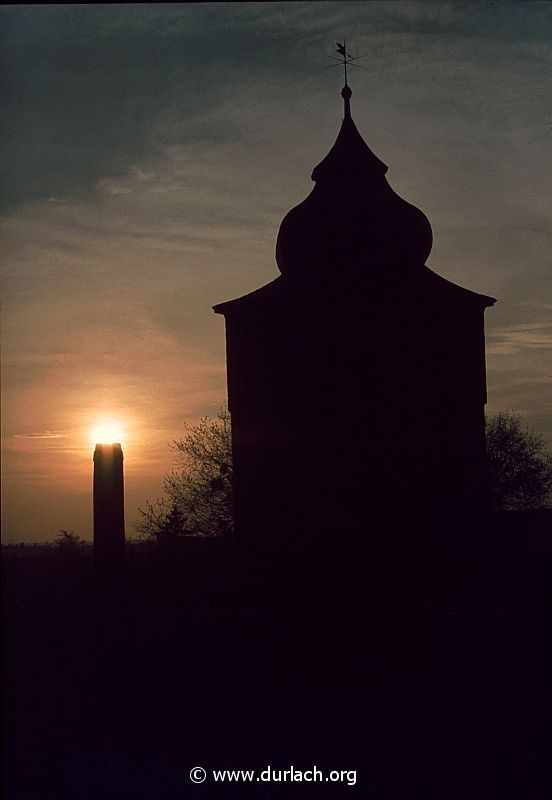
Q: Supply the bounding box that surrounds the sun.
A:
[90,418,125,446]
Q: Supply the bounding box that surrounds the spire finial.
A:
[335,39,351,87]
[331,40,364,119]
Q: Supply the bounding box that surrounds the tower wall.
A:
[222,277,491,562]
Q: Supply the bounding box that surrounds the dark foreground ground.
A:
[3,513,551,799]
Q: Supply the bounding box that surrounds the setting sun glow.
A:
[90,419,125,446]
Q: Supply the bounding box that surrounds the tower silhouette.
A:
[214,84,495,585]
[93,443,125,573]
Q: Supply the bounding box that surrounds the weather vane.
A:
[327,39,365,86]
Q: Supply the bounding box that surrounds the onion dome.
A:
[276,85,433,286]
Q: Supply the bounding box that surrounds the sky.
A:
[1,2,551,542]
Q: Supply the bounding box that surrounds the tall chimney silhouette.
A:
[93,443,125,572]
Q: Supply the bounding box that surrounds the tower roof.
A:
[214,82,495,315]
[311,86,388,182]
[275,84,434,283]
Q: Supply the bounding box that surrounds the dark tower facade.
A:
[214,86,495,572]
[93,443,125,571]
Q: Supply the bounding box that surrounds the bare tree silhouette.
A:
[486,411,552,510]
[137,407,233,541]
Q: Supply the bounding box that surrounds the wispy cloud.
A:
[13,431,67,439]
[487,323,552,356]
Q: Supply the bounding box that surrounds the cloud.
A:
[487,323,552,356]
[13,431,67,439]
[2,1,551,539]
[3,2,550,211]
